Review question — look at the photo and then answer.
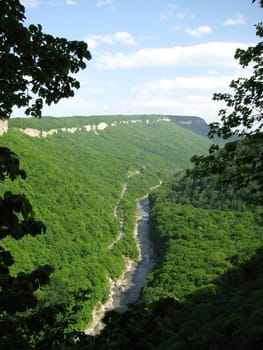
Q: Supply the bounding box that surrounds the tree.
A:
[0,0,91,118]
[188,1,263,206]
[0,1,91,347]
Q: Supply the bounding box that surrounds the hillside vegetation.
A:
[0,115,211,330]
[88,175,263,350]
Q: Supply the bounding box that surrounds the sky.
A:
[18,0,262,123]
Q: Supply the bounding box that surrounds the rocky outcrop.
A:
[42,129,58,137]
[16,117,171,138]
[167,115,209,136]
[0,119,8,136]
[19,128,41,137]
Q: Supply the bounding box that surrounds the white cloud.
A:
[208,69,220,76]
[22,91,223,122]
[186,25,212,38]
[117,95,222,122]
[21,0,40,8]
[114,32,136,45]
[96,0,112,7]
[22,0,78,7]
[86,32,136,49]
[95,42,247,70]
[125,69,252,122]
[65,0,76,5]
[223,13,246,26]
[123,98,182,110]
[131,76,232,96]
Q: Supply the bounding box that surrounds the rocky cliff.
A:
[0,119,8,136]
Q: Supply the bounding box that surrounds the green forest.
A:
[0,116,211,336]
[1,116,262,349]
[87,176,263,350]
[1,1,262,348]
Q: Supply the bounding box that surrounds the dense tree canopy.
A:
[0,0,91,118]
[0,1,91,347]
[189,5,263,206]
[0,0,262,348]
[0,0,91,247]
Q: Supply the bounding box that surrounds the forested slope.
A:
[0,115,211,330]
[88,175,263,350]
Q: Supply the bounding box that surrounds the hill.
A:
[87,175,263,350]
[0,115,211,331]
[8,114,209,134]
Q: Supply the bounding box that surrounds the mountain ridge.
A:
[4,114,210,138]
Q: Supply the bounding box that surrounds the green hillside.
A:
[0,115,211,330]
[88,176,262,350]
[1,116,262,349]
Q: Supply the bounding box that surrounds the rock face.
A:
[1,115,209,139]
[16,117,171,138]
[167,115,209,136]
[0,119,8,136]
[19,128,41,137]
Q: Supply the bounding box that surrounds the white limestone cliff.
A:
[0,119,8,136]
[15,117,170,138]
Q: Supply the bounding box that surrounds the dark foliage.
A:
[188,7,263,206]
[0,0,91,118]
[0,0,91,347]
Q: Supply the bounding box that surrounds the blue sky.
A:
[19,0,262,123]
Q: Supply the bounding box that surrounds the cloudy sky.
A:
[20,0,262,123]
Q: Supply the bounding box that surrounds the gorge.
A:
[1,115,261,349]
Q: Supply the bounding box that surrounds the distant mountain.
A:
[167,115,210,136]
[8,114,210,137]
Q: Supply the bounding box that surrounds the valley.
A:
[0,115,211,331]
[1,114,262,349]
[1,0,262,347]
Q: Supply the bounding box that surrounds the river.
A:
[85,196,154,335]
